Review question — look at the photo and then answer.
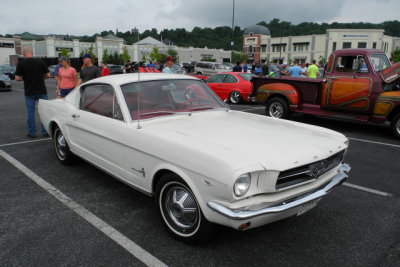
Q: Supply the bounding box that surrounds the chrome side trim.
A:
[207,163,350,220]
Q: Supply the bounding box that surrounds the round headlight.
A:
[233,173,251,197]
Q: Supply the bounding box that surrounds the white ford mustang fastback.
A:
[38,73,350,244]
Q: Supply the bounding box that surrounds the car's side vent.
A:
[276,150,345,190]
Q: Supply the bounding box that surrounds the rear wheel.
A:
[53,126,75,164]
[229,91,242,104]
[155,173,215,244]
[390,113,400,139]
[265,97,290,119]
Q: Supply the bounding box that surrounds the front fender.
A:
[256,83,299,105]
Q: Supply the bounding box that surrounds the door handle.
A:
[72,114,80,119]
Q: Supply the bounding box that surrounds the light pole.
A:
[231,0,235,63]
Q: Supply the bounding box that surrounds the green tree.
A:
[318,55,327,66]
[141,54,147,62]
[59,49,70,59]
[119,47,131,63]
[201,57,216,62]
[81,45,97,64]
[232,51,247,63]
[102,49,110,63]
[391,49,400,63]
[167,48,179,62]
[149,47,162,62]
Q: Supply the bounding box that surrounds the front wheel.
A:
[229,91,242,104]
[390,113,400,139]
[155,173,215,244]
[53,126,75,164]
[265,97,290,119]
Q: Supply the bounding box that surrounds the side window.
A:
[80,84,124,121]
[207,74,226,83]
[224,74,238,83]
[335,56,357,73]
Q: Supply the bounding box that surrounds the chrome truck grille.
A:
[276,150,345,190]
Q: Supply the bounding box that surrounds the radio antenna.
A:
[136,63,142,129]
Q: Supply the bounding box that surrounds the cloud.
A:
[0,0,399,36]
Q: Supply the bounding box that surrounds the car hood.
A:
[142,110,348,172]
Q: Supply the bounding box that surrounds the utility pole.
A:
[279,36,283,64]
[231,0,235,63]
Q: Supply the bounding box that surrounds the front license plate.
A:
[297,199,320,216]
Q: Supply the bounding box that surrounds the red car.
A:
[206,72,255,104]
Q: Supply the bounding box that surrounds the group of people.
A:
[15,47,101,138]
[124,56,175,74]
[248,60,320,78]
[231,60,320,79]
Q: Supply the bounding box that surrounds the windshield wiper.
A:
[140,111,177,117]
[189,106,217,111]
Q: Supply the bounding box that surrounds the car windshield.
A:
[238,73,255,81]
[370,54,391,72]
[121,79,227,120]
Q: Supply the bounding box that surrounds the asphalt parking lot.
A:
[1,78,399,266]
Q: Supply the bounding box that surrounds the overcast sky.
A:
[1,0,399,36]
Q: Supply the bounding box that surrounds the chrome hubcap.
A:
[269,102,283,117]
[230,92,240,103]
[55,130,67,159]
[164,186,198,229]
[396,118,400,135]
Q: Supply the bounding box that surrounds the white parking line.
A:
[12,88,24,92]
[343,182,392,197]
[0,138,51,148]
[348,137,400,148]
[0,149,167,267]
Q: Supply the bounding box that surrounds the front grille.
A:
[0,81,6,88]
[276,150,345,190]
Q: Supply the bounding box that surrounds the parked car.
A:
[0,70,12,91]
[0,65,15,80]
[182,62,194,73]
[170,63,186,74]
[107,64,124,75]
[206,72,255,104]
[194,61,226,76]
[222,62,234,71]
[48,65,57,78]
[38,73,350,244]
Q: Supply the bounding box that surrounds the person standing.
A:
[124,60,133,73]
[15,46,50,138]
[300,63,308,77]
[232,62,242,72]
[54,60,62,89]
[78,54,100,85]
[101,61,109,76]
[243,62,248,73]
[289,60,302,77]
[268,60,279,77]
[162,56,174,74]
[57,56,78,98]
[307,59,319,78]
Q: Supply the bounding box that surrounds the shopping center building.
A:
[243,25,400,64]
[0,33,231,66]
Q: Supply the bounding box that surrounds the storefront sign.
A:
[0,42,14,48]
[56,47,73,52]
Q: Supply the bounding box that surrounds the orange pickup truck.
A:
[250,49,400,138]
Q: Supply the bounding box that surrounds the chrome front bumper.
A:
[208,163,350,220]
